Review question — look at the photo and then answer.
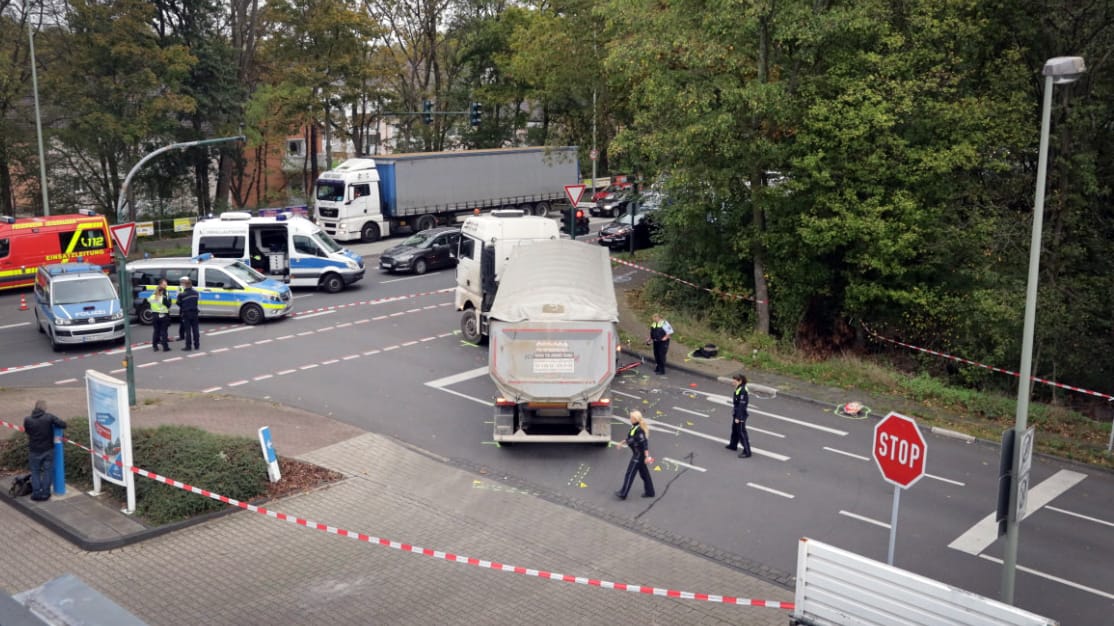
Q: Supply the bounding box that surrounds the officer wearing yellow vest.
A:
[148,279,172,351]
[648,313,673,374]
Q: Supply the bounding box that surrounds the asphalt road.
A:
[1,227,1111,625]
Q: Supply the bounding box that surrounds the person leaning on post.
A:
[24,400,67,502]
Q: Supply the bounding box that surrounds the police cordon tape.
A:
[0,417,794,611]
[609,257,767,304]
[860,320,1114,401]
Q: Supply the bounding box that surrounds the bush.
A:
[1,419,268,526]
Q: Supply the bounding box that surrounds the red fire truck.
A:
[0,210,115,291]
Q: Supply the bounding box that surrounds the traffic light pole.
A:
[115,135,244,406]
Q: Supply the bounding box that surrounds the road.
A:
[1,222,1111,624]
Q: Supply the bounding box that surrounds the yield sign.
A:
[564,184,586,206]
[110,222,137,258]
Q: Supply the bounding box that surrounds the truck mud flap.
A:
[493,404,516,439]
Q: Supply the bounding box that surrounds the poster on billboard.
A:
[85,370,136,513]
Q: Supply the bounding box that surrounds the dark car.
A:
[590,191,633,218]
[378,226,461,274]
[597,209,660,251]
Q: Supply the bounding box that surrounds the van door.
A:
[290,234,324,288]
[200,267,239,318]
[248,225,290,279]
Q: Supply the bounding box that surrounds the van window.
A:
[131,269,165,287]
[293,235,322,256]
[52,277,116,304]
[0,237,8,258]
[224,262,265,285]
[59,227,108,254]
[165,268,197,285]
[198,236,246,258]
[204,268,236,289]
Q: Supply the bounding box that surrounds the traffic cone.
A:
[19,294,28,311]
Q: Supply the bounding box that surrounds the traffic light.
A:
[422,100,433,124]
[469,102,482,127]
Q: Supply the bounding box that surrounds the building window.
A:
[288,139,305,156]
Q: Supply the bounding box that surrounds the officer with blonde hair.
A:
[615,410,655,499]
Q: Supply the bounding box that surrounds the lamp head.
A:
[1043,56,1086,84]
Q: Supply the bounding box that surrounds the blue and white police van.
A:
[191,212,364,293]
[33,263,125,351]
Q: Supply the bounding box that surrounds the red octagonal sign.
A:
[873,412,927,489]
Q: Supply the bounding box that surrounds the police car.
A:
[33,263,126,351]
[127,255,293,325]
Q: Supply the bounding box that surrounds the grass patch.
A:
[0,418,339,525]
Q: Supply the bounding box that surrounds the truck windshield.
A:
[313,231,343,254]
[316,180,345,202]
[53,278,116,304]
[224,262,267,285]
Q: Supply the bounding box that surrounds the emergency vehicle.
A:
[0,210,113,291]
[33,263,126,351]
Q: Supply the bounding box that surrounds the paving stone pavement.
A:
[1,431,793,625]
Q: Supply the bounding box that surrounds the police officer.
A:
[726,373,752,458]
[648,313,673,374]
[148,279,171,351]
[615,411,655,499]
[176,276,200,351]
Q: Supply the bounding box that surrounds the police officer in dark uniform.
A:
[648,314,673,374]
[176,276,200,351]
[726,373,752,458]
[615,410,655,499]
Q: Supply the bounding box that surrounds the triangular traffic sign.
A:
[110,222,137,258]
[564,184,586,206]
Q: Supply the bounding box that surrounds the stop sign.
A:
[873,412,927,488]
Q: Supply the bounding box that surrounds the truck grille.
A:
[318,208,338,218]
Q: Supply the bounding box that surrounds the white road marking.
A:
[321,359,339,365]
[747,483,794,499]
[137,362,158,369]
[0,321,31,330]
[839,510,890,529]
[661,457,707,472]
[824,446,871,462]
[748,426,786,438]
[362,349,381,356]
[206,326,252,337]
[640,417,790,461]
[380,274,428,284]
[163,356,183,363]
[233,343,252,349]
[342,354,360,360]
[426,366,489,389]
[671,406,708,418]
[186,352,206,358]
[612,390,641,400]
[689,389,848,435]
[383,345,399,351]
[977,554,1114,601]
[201,386,222,393]
[276,369,297,376]
[435,387,491,406]
[228,380,249,387]
[210,348,230,353]
[926,473,966,487]
[1047,505,1114,528]
[55,378,77,385]
[255,339,273,345]
[253,374,273,381]
[948,469,1088,555]
[276,335,295,340]
[0,362,52,377]
[296,310,336,320]
[402,340,419,346]
[299,364,319,370]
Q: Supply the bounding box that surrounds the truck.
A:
[313,146,579,243]
[485,239,618,444]
[454,210,563,343]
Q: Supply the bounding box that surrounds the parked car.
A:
[378,226,461,274]
[591,191,633,218]
[597,209,661,251]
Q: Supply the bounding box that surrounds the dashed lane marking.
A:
[823,446,871,462]
[672,406,708,418]
[662,457,707,472]
[977,554,1114,601]
[747,483,794,499]
[839,510,889,529]
[296,310,336,320]
[1046,505,1114,528]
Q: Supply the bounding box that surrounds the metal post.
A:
[1001,73,1054,604]
[115,136,244,405]
[28,21,49,216]
[887,485,900,565]
[52,425,65,495]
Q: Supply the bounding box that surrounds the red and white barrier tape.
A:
[0,418,793,611]
[609,257,767,304]
[861,321,1114,401]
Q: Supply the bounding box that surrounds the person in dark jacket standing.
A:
[725,373,752,458]
[615,411,655,499]
[23,400,67,501]
[648,313,673,374]
[148,279,171,351]
[176,276,200,351]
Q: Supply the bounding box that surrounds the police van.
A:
[128,255,293,325]
[191,212,364,293]
[33,263,126,351]
[0,210,113,291]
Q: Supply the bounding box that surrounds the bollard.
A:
[52,426,65,496]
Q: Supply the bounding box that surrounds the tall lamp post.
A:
[1001,55,1085,604]
[27,17,48,216]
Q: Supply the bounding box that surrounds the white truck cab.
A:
[314,159,385,243]
[192,212,364,293]
[454,210,561,342]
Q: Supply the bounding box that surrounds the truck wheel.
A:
[360,222,380,243]
[415,214,436,232]
[533,202,550,216]
[240,303,264,325]
[137,304,154,325]
[460,310,482,344]
[321,273,345,293]
[412,258,428,275]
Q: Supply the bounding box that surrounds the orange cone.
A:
[19,294,28,311]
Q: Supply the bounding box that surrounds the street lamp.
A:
[1000,55,1085,604]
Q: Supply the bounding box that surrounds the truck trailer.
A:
[314,147,579,242]
[486,239,618,444]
